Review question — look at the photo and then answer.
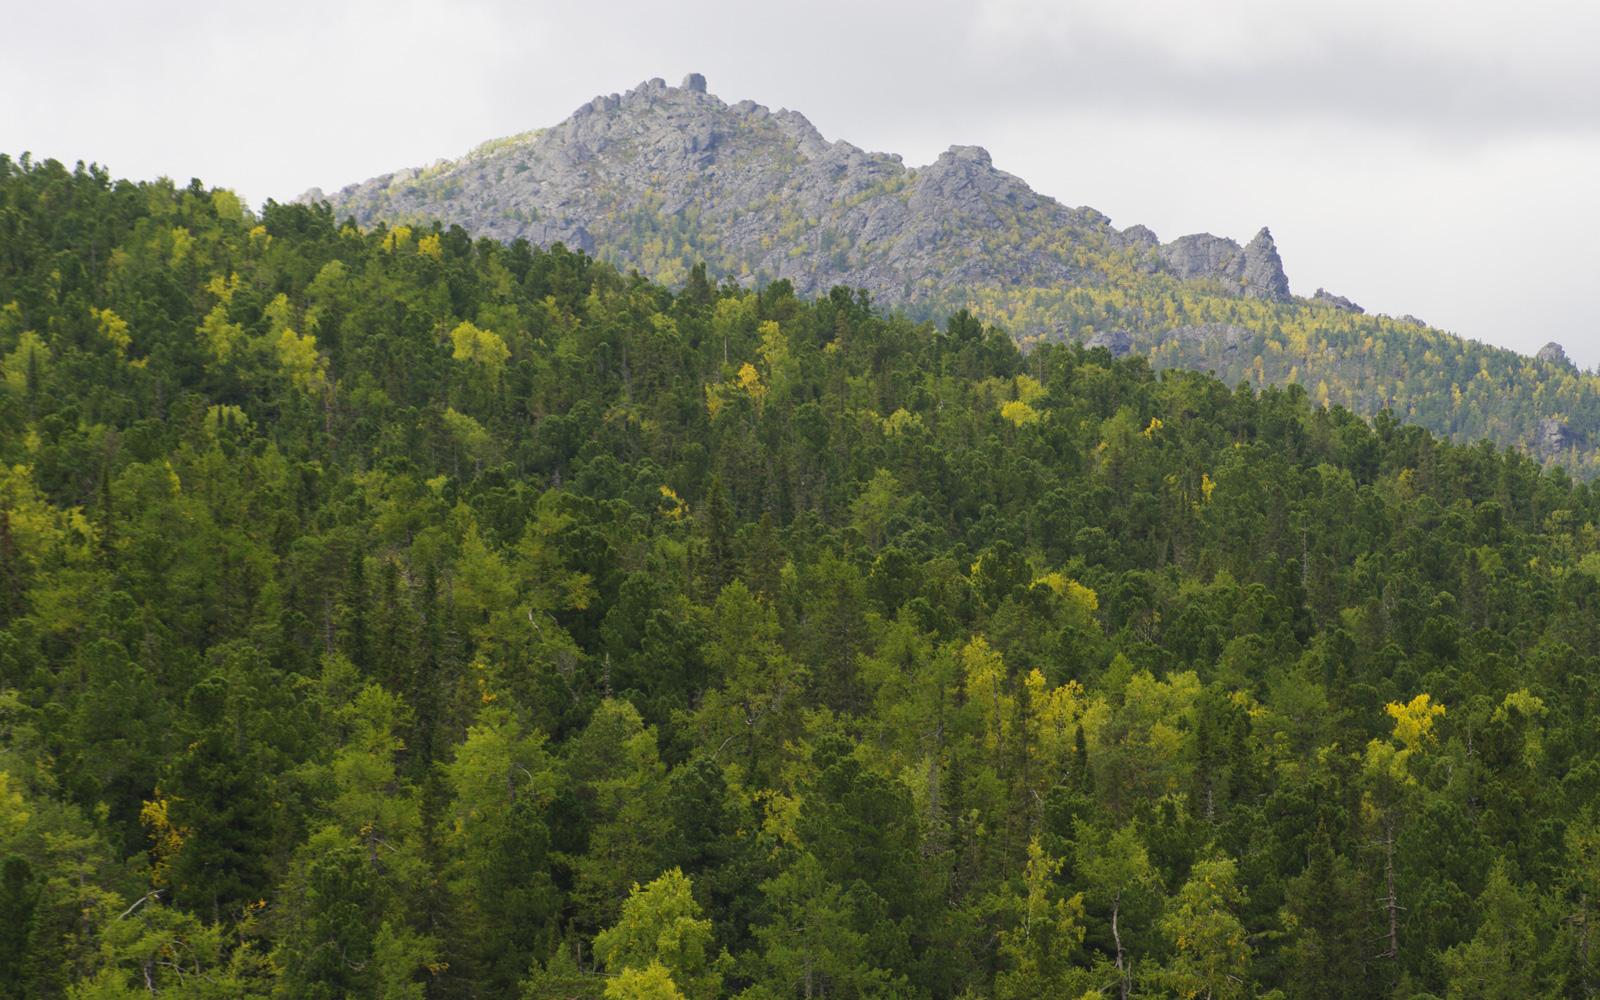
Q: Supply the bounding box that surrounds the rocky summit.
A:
[305,75,1290,310]
[305,74,1600,474]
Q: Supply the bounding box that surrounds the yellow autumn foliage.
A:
[450,321,511,375]
[1000,399,1040,427]
[276,327,328,393]
[93,307,132,354]
[1386,693,1445,751]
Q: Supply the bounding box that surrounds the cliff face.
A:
[1156,228,1288,301]
[305,75,1291,307]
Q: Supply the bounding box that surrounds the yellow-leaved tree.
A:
[449,321,510,381]
[197,273,245,363]
[1363,692,1446,964]
[594,868,729,1000]
[276,328,327,394]
[93,307,131,355]
[1000,398,1041,428]
[2,330,49,395]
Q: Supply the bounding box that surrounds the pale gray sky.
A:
[8,0,1598,366]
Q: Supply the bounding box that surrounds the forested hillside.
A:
[310,75,1600,476]
[5,154,1600,999]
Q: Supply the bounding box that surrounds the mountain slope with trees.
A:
[307,75,1600,476]
[5,154,1600,998]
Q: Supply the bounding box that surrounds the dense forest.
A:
[3,153,1600,999]
[966,275,1600,478]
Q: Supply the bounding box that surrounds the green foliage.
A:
[995,838,1089,1000]
[1157,856,1251,1000]
[964,276,1600,476]
[594,869,727,1000]
[604,961,686,1000]
[1439,861,1551,1000]
[2,153,1600,999]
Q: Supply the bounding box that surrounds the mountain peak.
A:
[937,145,993,168]
[1537,342,1575,369]
[1243,227,1291,301]
[310,77,1298,314]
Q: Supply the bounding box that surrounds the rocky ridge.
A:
[304,74,1600,472]
[306,75,1292,307]
[1312,288,1364,313]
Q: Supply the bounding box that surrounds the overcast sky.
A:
[8,0,1598,366]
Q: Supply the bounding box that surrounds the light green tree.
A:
[605,961,686,1000]
[564,700,669,930]
[996,837,1092,1000]
[752,852,898,999]
[1075,821,1163,1000]
[441,705,559,994]
[1156,855,1251,1000]
[594,868,728,1000]
[449,321,510,379]
[1440,860,1548,1000]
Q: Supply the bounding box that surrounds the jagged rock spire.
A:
[1242,227,1291,301]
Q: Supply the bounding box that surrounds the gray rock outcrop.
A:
[298,76,1600,477]
[1540,417,1574,452]
[1155,228,1291,302]
[1313,288,1364,313]
[1085,330,1136,356]
[1242,228,1292,301]
[307,75,1292,316]
[1537,342,1574,369]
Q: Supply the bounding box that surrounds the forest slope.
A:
[3,155,1600,998]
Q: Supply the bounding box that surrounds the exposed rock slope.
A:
[307,75,1289,306]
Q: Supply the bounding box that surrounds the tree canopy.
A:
[0,154,1597,998]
